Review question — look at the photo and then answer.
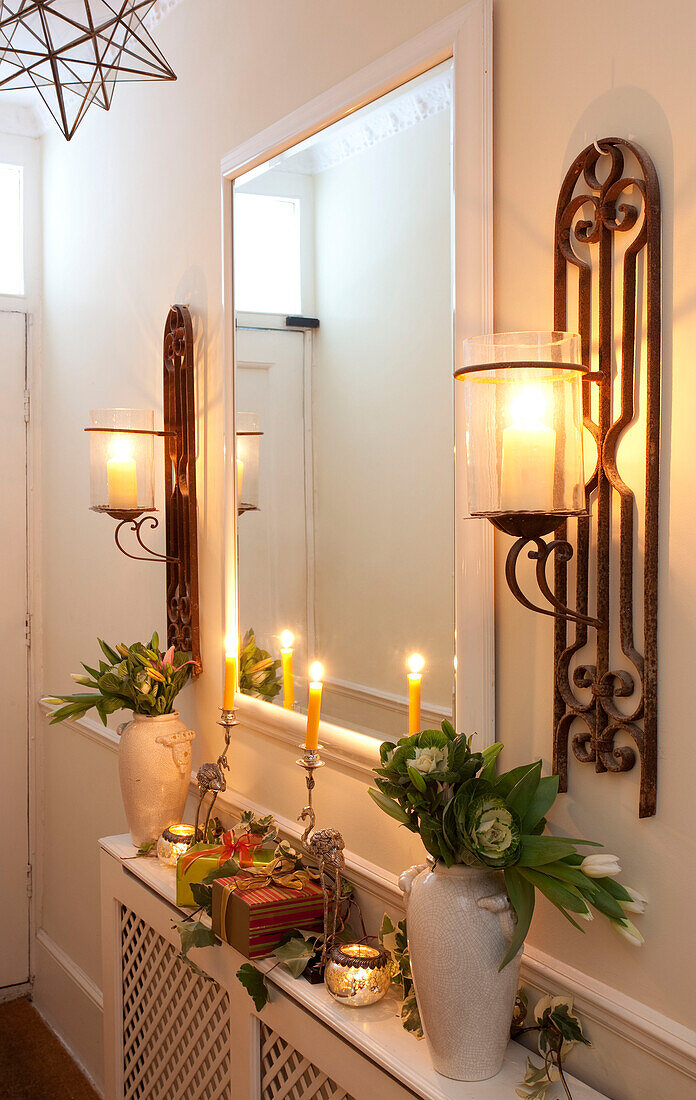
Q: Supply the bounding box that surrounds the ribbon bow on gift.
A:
[230,856,318,893]
[179,828,262,874]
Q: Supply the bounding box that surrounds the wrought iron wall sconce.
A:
[456,138,661,817]
[236,412,263,516]
[86,305,202,673]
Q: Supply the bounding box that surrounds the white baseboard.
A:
[0,981,32,1004]
[36,928,104,1011]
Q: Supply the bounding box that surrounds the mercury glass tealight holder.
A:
[325,944,391,1008]
[157,824,196,867]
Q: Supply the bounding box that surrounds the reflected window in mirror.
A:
[233,61,455,740]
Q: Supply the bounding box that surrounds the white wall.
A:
[313,107,454,725]
[34,1,696,1097]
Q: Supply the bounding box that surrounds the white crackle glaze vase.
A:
[117,711,196,847]
[399,862,521,1082]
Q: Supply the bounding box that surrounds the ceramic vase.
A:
[399,861,521,1081]
[117,711,196,847]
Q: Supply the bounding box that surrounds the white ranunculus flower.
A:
[620,886,648,915]
[411,746,446,775]
[581,853,621,878]
[611,917,644,946]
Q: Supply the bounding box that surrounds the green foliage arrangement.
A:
[379,914,422,1039]
[369,723,647,969]
[44,633,193,725]
[513,992,591,1099]
[239,628,282,701]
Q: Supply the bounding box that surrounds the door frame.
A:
[220,0,494,758]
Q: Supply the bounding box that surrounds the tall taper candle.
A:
[224,638,237,710]
[407,653,424,735]
[306,661,323,751]
[280,630,295,710]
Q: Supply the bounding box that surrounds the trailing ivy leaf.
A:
[190,882,213,913]
[202,857,240,885]
[548,1003,591,1046]
[380,914,395,938]
[500,867,535,971]
[273,934,320,978]
[515,1056,554,1099]
[173,918,218,958]
[237,964,269,1011]
[401,989,423,1039]
[368,788,412,826]
[136,840,155,856]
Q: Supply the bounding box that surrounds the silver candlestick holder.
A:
[194,706,239,841]
[296,744,345,967]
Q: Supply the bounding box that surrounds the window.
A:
[234,192,301,314]
[0,163,24,296]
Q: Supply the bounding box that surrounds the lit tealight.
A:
[157,824,196,868]
[408,653,425,675]
[325,944,391,1007]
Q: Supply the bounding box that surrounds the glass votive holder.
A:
[157,824,196,867]
[325,944,391,1008]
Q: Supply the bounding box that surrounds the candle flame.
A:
[508,384,550,429]
[408,653,425,674]
[309,661,323,683]
[225,634,237,658]
[110,435,133,462]
[280,630,294,649]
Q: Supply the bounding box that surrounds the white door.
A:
[0,311,29,989]
[235,326,311,674]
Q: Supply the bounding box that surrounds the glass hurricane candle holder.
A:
[88,408,156,517]
[456,332,586,524]
[157,823,196,867]
[236,412,263,513]
[325,944,391,1008]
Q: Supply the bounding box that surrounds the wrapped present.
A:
[176,829,263,907]
[212,864,324,959]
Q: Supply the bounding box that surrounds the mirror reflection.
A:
[233,62,455,739]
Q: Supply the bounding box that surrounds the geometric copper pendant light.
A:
[0,1,175,139]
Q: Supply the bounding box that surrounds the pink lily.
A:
[163,645,175,667]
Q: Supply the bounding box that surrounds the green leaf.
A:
[441,719,456,741]
[380,914,395,938]
[151,631,159,651]
[518,834,580,867]
[518,867,589,914]
[236,964,269,1011]
[190,882,213,913]
[400,989,423,1039]
[494,761,539,798]
[98,639,121,664]
[273,935,320,978]
[584,880,627,920]
[505,761,542,819]
[593,876,634,903]
[479,741,504,782]
[407,766,427,793]
[368,788,413,826]
[520,775,559,833]
[136,840,154,856]
[500,867,535,970]
[172,918,218,963]
[549,1003,591,1046]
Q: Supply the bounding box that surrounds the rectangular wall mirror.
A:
[231,62,455,741]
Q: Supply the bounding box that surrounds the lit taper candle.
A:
[407,653,424,735]
[280,630,295,710]
[306,661,323,751]
[223,636,237,710]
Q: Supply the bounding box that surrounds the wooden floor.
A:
[0,997,99,1099]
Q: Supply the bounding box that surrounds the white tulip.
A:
[611,917,644,947]
[580,853,621,878]
[621,886,648,915]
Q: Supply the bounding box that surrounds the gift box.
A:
[212,873,325,959]
[176,830,265,907]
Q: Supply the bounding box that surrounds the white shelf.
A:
[100,834,607,1100]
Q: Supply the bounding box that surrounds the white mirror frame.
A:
[221,0,494,764]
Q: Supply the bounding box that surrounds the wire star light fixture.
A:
[0,1,176,140]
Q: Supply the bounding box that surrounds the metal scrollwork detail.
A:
[552,137,660,817]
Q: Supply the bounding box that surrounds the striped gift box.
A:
[211,875,325,959]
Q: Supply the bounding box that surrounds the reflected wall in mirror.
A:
[233,62,455,740]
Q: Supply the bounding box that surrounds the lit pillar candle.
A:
[107,440,137,510]
[223,637,237,710]
[407,654,424,735]
[500,386,556,512]
[280,630,294,710]
[237,458,244,502]
[306,661,323,751]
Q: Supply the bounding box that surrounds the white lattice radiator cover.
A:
[120,905,231,1099]
[260,1022,355,1100]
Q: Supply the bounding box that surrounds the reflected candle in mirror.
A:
[237,458,244,502]
[500,386,556,512]
[107,439,138,510]
[408,653,424,735]
[224,637,237,710]
[280,630,294,710]
[306,661,323,750]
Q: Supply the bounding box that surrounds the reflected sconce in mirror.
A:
[86,305,201,673]
[456,138,661,817]
[236,412,263,516]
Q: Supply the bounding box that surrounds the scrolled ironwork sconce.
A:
[86,304,201,673]
[457,138,661,817]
